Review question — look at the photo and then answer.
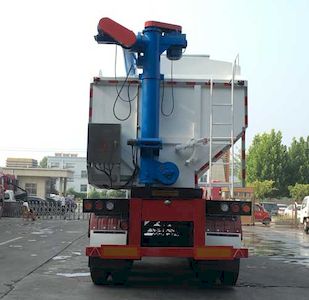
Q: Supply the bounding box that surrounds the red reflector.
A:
[231,203,240,213]
[242,203,251,213]
[244,95,248,106]
[214,151,223,159]
[194,173,198,185]
[95,200,104,210]
[84,200,93,211]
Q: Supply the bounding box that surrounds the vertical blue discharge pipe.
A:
[95,18,187,185]
[139,27,162,184]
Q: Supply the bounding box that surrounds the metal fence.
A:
[1,201,89,220]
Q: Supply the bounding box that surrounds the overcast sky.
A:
[0,0,308,166]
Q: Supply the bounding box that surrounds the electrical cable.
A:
[160,61,175,117]
[112,46,139,121]
[122,145,139,187]
[94,164,113,188]
[114,46,139,102]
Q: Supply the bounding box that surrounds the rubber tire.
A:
[90,269,110,285]
[89,258,132,285]
[199,270,221,286]
[188,258,196,270]
[304,220,309,234]
[194,259,240,286]
[220,260,240,286]
[193,261,221,286]
[110,271,129,285]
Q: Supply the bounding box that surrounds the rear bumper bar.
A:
[86,245,248,260]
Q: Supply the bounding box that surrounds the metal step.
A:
[211,161,230,166]
[212,103,232,107]
[211,141,232,145]
[210,137,234,140]
[212,122,232,126]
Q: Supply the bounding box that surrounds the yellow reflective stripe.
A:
[101,247,138,257]
[196,247,233,259]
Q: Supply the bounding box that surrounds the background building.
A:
[47,153,88,193]
[6,158,38,168]
[1,167,73,199]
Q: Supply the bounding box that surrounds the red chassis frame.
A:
[86,198,248,260]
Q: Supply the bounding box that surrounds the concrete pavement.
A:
[1,219,309,299]
[0,218,87,298]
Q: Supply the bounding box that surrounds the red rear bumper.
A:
[86,245,248,260]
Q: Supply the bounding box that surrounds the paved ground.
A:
[0,218,309,299]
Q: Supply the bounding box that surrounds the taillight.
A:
[95,200,104,210]
[231,203,240,213]
[220,203,229,212]
[120,220,129,230]
[105,201,115,211]
[84,200,93,212]
[241,203,251,214]
[206,200,251,216]
[82,198,129,215]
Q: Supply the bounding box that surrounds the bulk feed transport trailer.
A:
[83,18,251,286]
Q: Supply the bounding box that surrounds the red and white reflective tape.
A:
[185,81,196,86]
[194,172,199,187]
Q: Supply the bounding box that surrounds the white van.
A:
[3,190,16,202]
[299,196,309,233]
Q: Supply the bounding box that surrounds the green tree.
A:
[106,189,127,198]
[66,187,86,200]
[88,187,101,198]
[288,137,309,185]
[288,183,309,200]
[248,180,275,199]
[39,156,48,168]
[233,148,243,182]
[100,190,107,198]
[247,130,289,196]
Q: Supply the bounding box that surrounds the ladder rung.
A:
[212,103,232,107]
[211,141,232,145]
[212,122,232,126]
[211,162,230,165]
[211,137,233,141]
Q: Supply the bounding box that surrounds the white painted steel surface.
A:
[90,55,247,188]
[89,230,127,246]
[161,55,241,80]
[205,232,242,248]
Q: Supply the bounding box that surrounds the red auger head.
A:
[97,17,136,49]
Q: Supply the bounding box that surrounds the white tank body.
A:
[88,55,247,188]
